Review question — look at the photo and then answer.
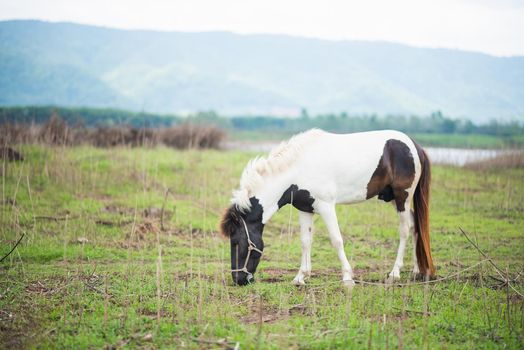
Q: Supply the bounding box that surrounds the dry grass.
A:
[465,152,524,170]
[0,117,226,150]
[160,123,225,149]
[86,127,161,148]
[38,114,73,145]
[0,123,39,145]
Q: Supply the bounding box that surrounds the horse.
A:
[219,129,435,286]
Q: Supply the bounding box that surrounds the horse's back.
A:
[293,130,421,204]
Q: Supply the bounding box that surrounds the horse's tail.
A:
[413,142,435,277]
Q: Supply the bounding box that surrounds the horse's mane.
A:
[231,128,325,211]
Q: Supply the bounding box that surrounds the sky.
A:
[1,0,523,56]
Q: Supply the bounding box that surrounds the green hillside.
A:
[1,20,523,122]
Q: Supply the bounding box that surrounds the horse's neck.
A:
[256,170,295,224]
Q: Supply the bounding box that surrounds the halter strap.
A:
[231,217,263,274]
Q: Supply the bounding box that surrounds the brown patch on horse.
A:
[366,139,416,212]
[218,205,241,237]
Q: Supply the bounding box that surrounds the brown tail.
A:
[413,143,435,277]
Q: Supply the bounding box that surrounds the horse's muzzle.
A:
[232,272,255,286]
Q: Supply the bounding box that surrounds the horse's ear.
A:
[219,205,240,237]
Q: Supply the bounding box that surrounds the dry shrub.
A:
[0,117,225,150]
[38,114,72,145]
[83,124,223,149]
[161,123,225,149]
[465,152,524,170]
[87,127,126,147]
[0,147,24,161]
[128,128,160,147]
[86,127,159,147]
[0,123,39,145]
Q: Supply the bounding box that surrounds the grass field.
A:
[1,145,523,349]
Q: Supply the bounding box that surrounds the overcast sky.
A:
[1,0,523,56]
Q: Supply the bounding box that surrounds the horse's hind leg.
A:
[389,200,412,280]
[410,210,420,275]
[292,211,314,286]
[315,201,354,287]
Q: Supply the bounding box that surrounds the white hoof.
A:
[342,279,355,289]
[389,269,401,280]
[292,276,306,286]
[386,270,401,285]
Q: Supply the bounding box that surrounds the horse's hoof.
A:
[412,272,427,281]
[342,279,355,289]
[388,270,400,280]
[292,277,306,286]
[385,275,399,285]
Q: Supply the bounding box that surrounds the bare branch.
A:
[0,233,25,263]
[459,227,523,298]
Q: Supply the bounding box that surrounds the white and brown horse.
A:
[220,129,434,286]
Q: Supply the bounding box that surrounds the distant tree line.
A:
[154,109,524,137]
[0,106,180,128]
[1,106,523,137]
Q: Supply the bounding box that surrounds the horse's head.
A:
[219,198,265,285]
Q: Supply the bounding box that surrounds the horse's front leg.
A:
[292,211,314,286]
[316,201,354,287]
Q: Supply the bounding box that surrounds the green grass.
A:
[1,145,523,349]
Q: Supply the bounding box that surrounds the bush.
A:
[38,114,73,145]
[0,116,225,150]
[161,123,225,149]
[0,123,38,145]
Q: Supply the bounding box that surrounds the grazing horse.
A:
[220,129,434,286]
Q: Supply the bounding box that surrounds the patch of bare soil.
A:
[240,302,287,324]
[239,299,315,324]
[25,273,106,298]
[1,197,17,206]
[137,308,169,318]
[168,227,207,237]
[102,204,134,215]
[260,267,341,284]
[262,268,298,278]
[136,220,160,236]
[0,305,40,349]
[369,312,409,323]
[142,207,164,218]
[120,220,160,244]
[176,271,215,283]
[25,280,64,296]
[1,274,100,349]
[101,204,172,220]
[262,277,285,283]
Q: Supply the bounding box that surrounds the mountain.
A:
[1,20,523,122]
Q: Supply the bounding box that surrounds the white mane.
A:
[232,128,325,210]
